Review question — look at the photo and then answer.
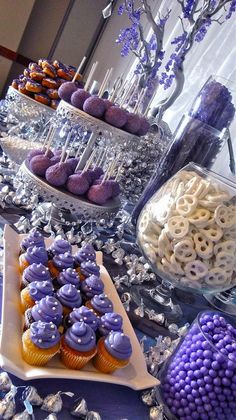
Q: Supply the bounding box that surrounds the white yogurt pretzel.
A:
[214,240,236,255]
[176,195,198,216]
[162,255,184,276]
[167,216,189,239]
[193,232,213,259]
[215,205,235,229]
[199,224,223,242]
[157,229,172,257]
[215,251,235,268]
[188,208,211,228]
[174,239,196,262]
[184,260,208,281]
[138,212,162,235]
[223,225,236,240]
[205,267,228,285]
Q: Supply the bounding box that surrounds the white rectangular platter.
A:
[0,225,159,390]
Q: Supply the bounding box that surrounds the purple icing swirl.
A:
[75,244,96,264]
[57,268,80,287]
[21,231,45,250]
[90,293,113,315]
[64,321,96,352]
[48,238,72,256]
[56,284,82,309]
[99,312,123,336]
[52,252,74,270]
[68,306,99,331]
[25,246,48,265]
[31,296,63,326]
[29,280,54,302]
[30,321,60,349]
[23,263,51,284]
[80,275,104,298]
[104,332,132,360]
[80,261,100,278]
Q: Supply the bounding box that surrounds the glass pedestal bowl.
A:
[135,163,236,320]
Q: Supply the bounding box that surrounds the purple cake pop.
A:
[107,180,120,197]
[71,89,91,110]
[28,148,54,161]
[136,116,150,136]
[123,113,141,134]
[104,106,127,128]
[30,155,53,177]
[83,96,106,118]
[103,99,114,110]
[50,155,61,165]
[58,82,78,103]
[92,166,104,179]
[66,173,90,195]
[45,162,68,186]
[87,182,112,205]
[63,158,79,175]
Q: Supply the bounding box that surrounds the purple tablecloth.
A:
[0,276,150,420]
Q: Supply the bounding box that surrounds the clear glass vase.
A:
[159,311,236,419]
[134,162,236,320]
[132,75,236,225]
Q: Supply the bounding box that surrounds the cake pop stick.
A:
[115,161,124,181]
[97,147,108,167]
[59,130,73,164]
[84,62,98,91]
[42,124,53,148]
[72,56,86,82]
[143,89,157,117]
[98,68,113,98]
[133,88,146,113]
[109,75,123,102]
[83,149,97,172]
[74,132,96,171]
[44,127,56,156]
[120,77,136,107]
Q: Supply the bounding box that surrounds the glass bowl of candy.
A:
[160,311,236,420]
[137,162,236,295]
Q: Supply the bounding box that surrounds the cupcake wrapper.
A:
[85,301,102,317]
[60,337,96,370]
[22,330,60,366]
[75,267,86,281]
[48,260,60,278]
[93,338,128,373]
[20,289,35,313]
[19,255,30,274]
[62,306,72,316]
[24,308,34,331]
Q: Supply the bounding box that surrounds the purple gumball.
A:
[104,106,127,128]
[83,96,106,118]
[45,162,68,186]
[123,113,141,134]
[58,82,78,103]
[136,116,150,136]
[66,173,90,195]
[30,155,53,177]
[71,89,91,110]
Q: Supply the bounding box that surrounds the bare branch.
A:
[142,0,164,51]
[177,0,185,14]
[211,16,225,24]
[207,0,231,17]
[179,16,186,32]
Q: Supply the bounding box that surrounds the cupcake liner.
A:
[19,255,30,274]
[60,337,97,370]
[20,288,35,313]
[62,306,72,316]
[24,308,34,331]
[93,338,129,373]
[48,260,60,278]
[75,267,86,281]
[22,329,60,366]
[85,301,102,317]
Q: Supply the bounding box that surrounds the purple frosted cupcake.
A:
[65,305,100,331]
[20,230,45,254]
[21,280,54,312]
[22,321,60,366]
[47,238,72,259]
[60,322,97,369]
[56,284,82,315]
[98,312,123,337]
[86,293,113,316]
[55,268,80,289]
[22,263,51,289]
[75,244,96,266]
[48,252,74,277]
[80,275,104,300]
[19,247,48,274]
[25,296,63,329]
[79,260,100,281]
